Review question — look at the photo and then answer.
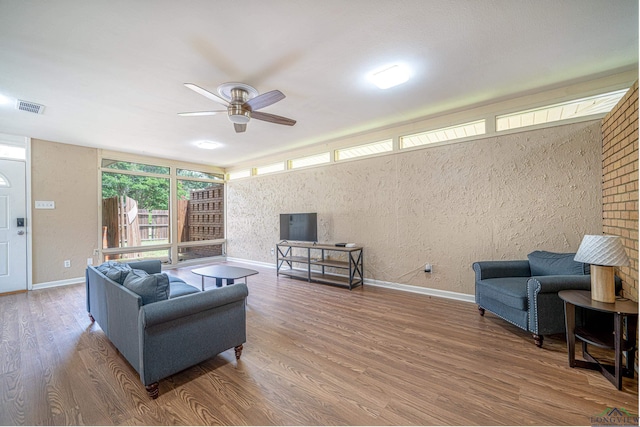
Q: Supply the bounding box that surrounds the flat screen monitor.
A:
[280,213,317,242]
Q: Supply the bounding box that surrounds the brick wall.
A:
[602,81,639,302]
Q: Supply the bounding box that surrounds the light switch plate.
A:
[35,200,55,209]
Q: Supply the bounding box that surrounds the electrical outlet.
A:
[424,263,432,273]
[270,248,275,255]
[64,260,71,268]
[87,258,93,266]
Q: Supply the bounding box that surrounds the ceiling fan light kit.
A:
[229,111,250,124]
[228,86,251,124]
[180,82,296,133]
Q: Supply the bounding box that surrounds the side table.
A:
[558,289,638,390]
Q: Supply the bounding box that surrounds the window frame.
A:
[100,167,172,258]
[99,154,226,266]
[176,172,226,263]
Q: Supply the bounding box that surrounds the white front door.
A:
[0,159,27,293]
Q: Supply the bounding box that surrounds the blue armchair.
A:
[473,251,594,347]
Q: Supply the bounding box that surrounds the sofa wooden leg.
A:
[234,344,243,360]
[88,313,95,323]
[533,334,543,348]
[478,306,485,316]
[145,382,159,399]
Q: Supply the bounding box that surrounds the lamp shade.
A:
[574,235,630,266]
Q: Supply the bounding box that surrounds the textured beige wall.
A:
[227,121,603,296]
[31,139,99,284]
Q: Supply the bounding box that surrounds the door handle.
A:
[17,230,25,235]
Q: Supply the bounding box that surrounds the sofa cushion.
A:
[169,281,200,299]
[95,261,132,285]
[123,269,170,305]
[476,277,529,311]
[168,274,186,284]
[528,251,587,276]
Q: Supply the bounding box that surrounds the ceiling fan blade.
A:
[244,90,285,111]
[234,123,247,133]
[177,111,222,116]
[251,111,296,126]
[184,83,229,106]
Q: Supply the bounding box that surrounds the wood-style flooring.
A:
[0,261,637,425]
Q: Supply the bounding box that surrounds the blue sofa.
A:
[473,251,592,347]
[86,260,248,398]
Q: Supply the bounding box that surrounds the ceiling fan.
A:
[178,82,296,133]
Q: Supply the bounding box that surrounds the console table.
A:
[276,242,363,290]
[558,289,638,390]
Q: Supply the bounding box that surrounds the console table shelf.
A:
[311,259,351,268]
[276,243,363,290]
[278,255,312,264]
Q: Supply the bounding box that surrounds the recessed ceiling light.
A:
[195,140,222,150]
[0,93,12,105]
[368,64,411,89]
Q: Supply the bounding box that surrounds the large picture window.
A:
[100,160,225,264]
[177,169,225,262]
[101,160,171,262]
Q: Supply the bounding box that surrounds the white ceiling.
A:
[0,0,637,168]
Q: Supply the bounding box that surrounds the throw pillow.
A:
[123,268,170,305]
[95,261,132,285]
[528,251,588,276]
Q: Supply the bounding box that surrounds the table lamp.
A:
[574,235,630,303]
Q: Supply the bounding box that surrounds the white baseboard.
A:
[32,276,84,290]
[365,277,475,303]
[226,257,276,269]
[226,257,475,303]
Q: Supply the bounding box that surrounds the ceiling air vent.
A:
[16,99,45,114]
